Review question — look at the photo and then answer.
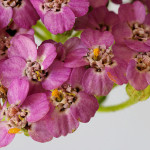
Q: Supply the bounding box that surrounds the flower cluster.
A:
[0,0,150,148]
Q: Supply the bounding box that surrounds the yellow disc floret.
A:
[35,71,41,81]
[52,89,62,102]
[93,48,100,57]
[8,128,21,134]
[93,48,100,60]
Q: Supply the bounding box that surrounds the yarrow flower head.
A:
[113,44,150,90]
[0,79,50,147]
[113,1,150,52]
[33,67,99,138]
[0,22,34,63]
[30,0,89,34]
[0,35,71,90]
[64,29,128,96]
[0,0,39,29]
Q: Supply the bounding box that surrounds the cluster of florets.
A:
[0,0,150,148]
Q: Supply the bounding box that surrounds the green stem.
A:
[98,99,138,112]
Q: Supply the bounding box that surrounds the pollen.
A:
[93,48,100,57]
[52,89,62,101]
[107,72,117,83]
[35,71,41,81]
[8,128,21,134]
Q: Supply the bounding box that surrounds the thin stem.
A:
[98,99,138,112]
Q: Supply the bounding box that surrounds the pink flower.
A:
[30,0,89,34]
[0,0,39,29]
[113,1,150,52]
[113,44,150,90]
[0,35,71,90]
[75,6,119,32]
[0,79,51,148]
[0,22,34,62]
[64,29,128,96]
[34,67,99,138]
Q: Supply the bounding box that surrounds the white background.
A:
[4,0,150,150]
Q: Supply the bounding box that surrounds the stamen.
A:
[93,48,100,59]
[8,128,20,134]
[52,89,62,102]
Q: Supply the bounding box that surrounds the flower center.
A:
[2,104,28,130]
[25,60,48,82]
[135,52,150,71]
[96,24,110,32]
[0,83,7,100]
[42,0,70,12]
[2,0,22,8]
[131,23,150,41]
[86,46,114,72]
[51,84,80,112]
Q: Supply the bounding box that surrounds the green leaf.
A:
[126,84,150,101]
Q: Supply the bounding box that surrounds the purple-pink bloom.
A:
[113,44,150,90]
[75,6,119,32]
[0,0,39,29]
[30,0,89,34]
[0,22,34,63]
[112,1,150,52]
[0,79,51,148]
[64,29,128,96]
[0,35,71,90]
[34,67,99,138]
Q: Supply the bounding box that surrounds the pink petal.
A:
[46,109,79,137]
[64,48,89,68]
[30,0,45,21]
[0,122,15,148]
[37,43,57,70]
[112,22,132,44]
[127,59,148,90]
[68,0,89,17]
[89,0,108,8]
[29,114,53,143]
[71,91,99,123]
[112,44,136,63]
[81,29,103,48]
[13,0,39,28]
[1,57,26,88]
[81,29,114,48]
[8,35,37,61]
[82,68,114,96]
[119,2,145,23]
[0,3,12,29]
[125,39,150,52]
[64,37,87,54]
[70,67,87,89]
[22,93,49,123]
[44,6,75,34]
[42,60,71,90]
[105,58,128,85]
[7,79,29,106]
[132,1,146,23]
